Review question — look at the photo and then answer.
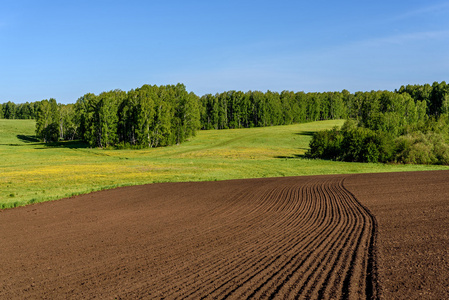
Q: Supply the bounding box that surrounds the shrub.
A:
[340,127,392,163]
[306,127,343,160]
[40,123,59,143]
[394,132,449,165]
[307,124,393,163]
[408,142,436,164]
[435,143,449,165]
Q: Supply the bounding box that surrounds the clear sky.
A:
[1,0,449,104]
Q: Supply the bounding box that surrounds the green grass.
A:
[1,119,448,208]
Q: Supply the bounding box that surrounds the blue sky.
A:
[1,0,449,104]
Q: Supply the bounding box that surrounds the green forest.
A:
[306,83,449,165]
[2,81,449,165]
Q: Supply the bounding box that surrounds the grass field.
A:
[1,119,448,208]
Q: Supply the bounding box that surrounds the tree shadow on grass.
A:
[0,135,41,146]
[274,130,315,159]
[274,153,307,159]
[294,131,315,136]
[17,135,40,143]
[15,135,89,149]
[35,140,90,149]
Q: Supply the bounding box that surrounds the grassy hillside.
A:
[1,119,447,208]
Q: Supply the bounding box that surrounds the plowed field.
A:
[1,171,448,299]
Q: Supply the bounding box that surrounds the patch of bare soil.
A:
[0,175,377,299]
[345,170,449,299]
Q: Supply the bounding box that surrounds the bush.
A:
[340,127,393,163]
[307,124,393,163]
[306,127,343,160]
[408,142,436,164]
[434,141,449,165]
[40,123,59,143]
[394,132,449,165]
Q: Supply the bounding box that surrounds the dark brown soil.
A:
[0,171,448,299]
[345,170,449,300]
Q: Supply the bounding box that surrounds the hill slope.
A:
[1,119,447,208]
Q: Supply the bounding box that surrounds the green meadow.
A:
[1,119,447,208]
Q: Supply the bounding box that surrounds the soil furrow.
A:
[280,179,358,299]
[0,175,380,299]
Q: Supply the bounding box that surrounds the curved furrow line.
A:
[244,185,311,236]
[212,184,328,298]
[340,190,370,298]
[304,178,375,299]
[121,188,272,297]
[310,180,364,299]
[239,180,349,299]
[140,177,378,300]
[278,179,355,299]
[175,184,315,298]
[83,179,323,299]
[173,183,327,299]
[299,178,376,300]
[300,179,365,299]
[0,176,384,299]
[253,179,355,299]
[319,179,373,299]
[146,185,300,297]
[238,177,376,300]
[339,179,379,299]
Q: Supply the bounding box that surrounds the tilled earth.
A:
[1,171,448,299]
[345,171,449,299]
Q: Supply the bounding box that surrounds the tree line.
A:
[33,84,201,148]
[306,82,449,165]
[9,85,351,148]
[199,90,347,129]
[0,101,39,119]
[3,81,449,162]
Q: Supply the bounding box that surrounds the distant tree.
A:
[200,94,219,130]
[58,104,77,140]
[134,85,156,147]
[295,92,307,123]
[117,89,139,145]
[251,91,267,126]
[174,90,201,144]
[328,92,346,119]
[266,90,282,125]
[36,99,59,142]
[150,88,173,147]
[318,93,330,120]
[4,101,16,119]
[98,91,121,147]
[16,102,35,119]
[441,92,449,116]
[82,90,123,148]
[74,93,96,144]
[217,92,229,129]
[306,93,321,121]
[280,91,295,124]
